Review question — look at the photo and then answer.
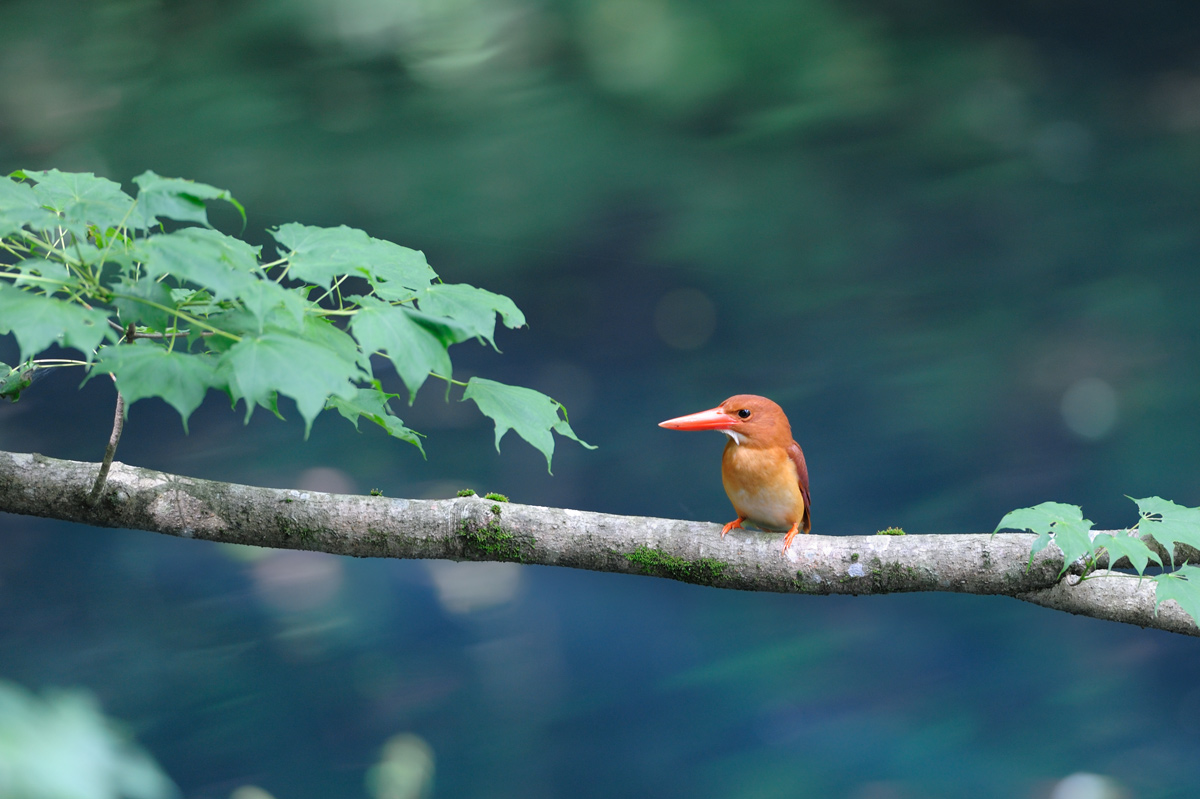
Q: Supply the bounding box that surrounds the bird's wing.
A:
[786,440,812,532]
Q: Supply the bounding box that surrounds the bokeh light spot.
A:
[425,560,522,614]
[231,788,277,799]
[1061,377,1118,441]
[1049,772,1126,799]
[253,551,345,613]
[296,467,357,495]
[366,733,435,799]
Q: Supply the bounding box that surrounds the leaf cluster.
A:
[0,170,592,470]
[996,497,1200,627]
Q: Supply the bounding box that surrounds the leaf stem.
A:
[20,232,82,267]
[0,239,31,259]
[31,358,89,368]
[310,307,359,317]
[0,272,72,288]
[109,292,242,342]
[311,274,349,308]
[135,329,212,340]
[429,372,469,388]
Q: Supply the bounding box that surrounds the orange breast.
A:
[720,441,806,531]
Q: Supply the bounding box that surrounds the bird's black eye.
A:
[737,409,751,419]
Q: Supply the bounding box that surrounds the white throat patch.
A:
[720,429,746,446]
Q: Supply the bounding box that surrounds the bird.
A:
[659,394,811,553]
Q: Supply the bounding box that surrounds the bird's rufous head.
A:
[658,394,793,446]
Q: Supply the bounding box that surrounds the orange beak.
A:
[658,406,738,431]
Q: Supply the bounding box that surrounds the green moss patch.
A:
[278,517,318,542]
[868,559,921,591]
[459,520,526,561]
[624,545,727,586]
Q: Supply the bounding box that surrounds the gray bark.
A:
[0,450,1195,637]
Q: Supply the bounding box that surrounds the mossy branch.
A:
[0,450,1195,637]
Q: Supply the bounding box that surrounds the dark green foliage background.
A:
[2,1,1200,797]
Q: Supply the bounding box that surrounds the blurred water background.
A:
[1,0,1199,797]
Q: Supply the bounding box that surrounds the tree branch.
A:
[1,450,1195,637]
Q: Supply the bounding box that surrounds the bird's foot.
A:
[720,517,746,538]
[781,522,802,554]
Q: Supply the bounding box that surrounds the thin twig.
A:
[88,326,135,504]
[87,378,125,505]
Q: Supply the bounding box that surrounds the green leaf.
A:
[995,501,1094,574]
[137,227,262,303]
[1092,532,1161,576]
[236,280,307,333]
[0,176,60,236]
[1135,496,1200,564]
[348,296,451,401]
[0,282,114,361]
[169,287,219,316]
[417,283,525,349]
[404,307,474,347]
[0,363,34,402]
[24,169,135,238]
[1153,565,1200,628]
[131,170,245,229]
[271,223,436,290]
[199,284,307,340]
[462,377,595,473]
[113,275,173,332]
[302,314,371,375]
[326,387,424,454]
[9,257,71,290]
[94,343,220,431]
[217,330,365,435]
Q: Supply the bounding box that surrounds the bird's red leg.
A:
[781,522,801,553]
[720,517,746,538]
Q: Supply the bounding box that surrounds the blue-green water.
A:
[2,1,1200,796]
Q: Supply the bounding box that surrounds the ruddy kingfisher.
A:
[659,395,811,553]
